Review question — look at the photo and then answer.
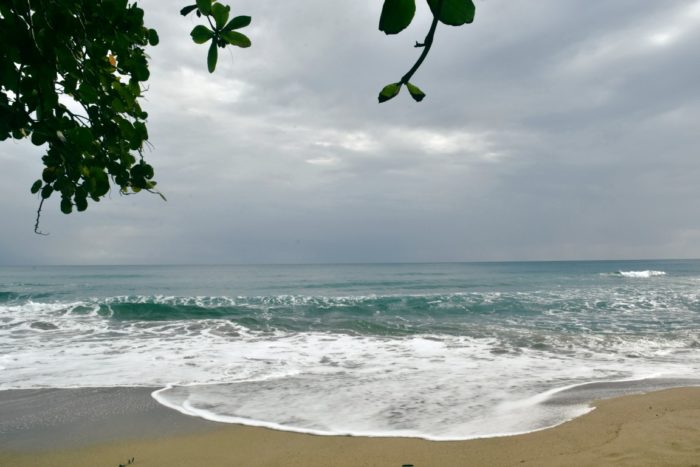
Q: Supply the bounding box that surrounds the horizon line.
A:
[1,258,698,267]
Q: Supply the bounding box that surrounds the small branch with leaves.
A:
[181,0,252,73]
[377,0,475,103]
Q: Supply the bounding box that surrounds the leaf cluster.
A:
[379,0,474,35]
[181,0,251,73]
[0,0,160,225]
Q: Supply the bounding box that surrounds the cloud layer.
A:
[2,0,700,264]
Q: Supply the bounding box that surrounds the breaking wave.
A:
[616,270,667,278]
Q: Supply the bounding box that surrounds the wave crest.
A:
[616,270,667,278]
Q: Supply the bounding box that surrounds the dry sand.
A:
[1,387,699,466]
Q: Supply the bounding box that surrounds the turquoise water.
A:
[1,261,699,438]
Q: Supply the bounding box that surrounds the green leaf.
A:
[131,59,150,81]
[133,121,148,147]
[111,98,125,113]
[379,0,416,35]
[426,0,475,26]
[207,41,218,73]
[378,82,402,103]
[180,5,197,16]
[223,15,251,32]
[70,127,94,150]
[78,83,98,104]
[406,82,426,102]
[42,167,57,183]
[191,25,214,44]
[89,168,110,197]
[196,0,212,15]
[40,185,54,199]
[148,29,159,46]
[31,131,47,146]
[222,31,251,48]
[75,196,88,212]
[60,198,73,214]
[30,180,42,194]
[211,3,230,29]
[143,164,154,179]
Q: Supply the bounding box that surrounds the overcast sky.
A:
[2,0,700,265]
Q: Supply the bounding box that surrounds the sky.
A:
[2,0,700,265]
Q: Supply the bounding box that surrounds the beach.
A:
[1,386,699,466]
[2,263,700,464]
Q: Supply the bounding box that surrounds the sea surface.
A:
[1,261,699,439]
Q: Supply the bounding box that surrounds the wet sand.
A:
[1,386,699,466]
[0,387,220,451]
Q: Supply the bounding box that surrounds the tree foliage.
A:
[1,0,161,232]
[0,0,474,230]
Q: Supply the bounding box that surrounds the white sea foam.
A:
[151,382,597,441]
[617,270,667,278]
[2,297,700,439]
[146,341,692,440]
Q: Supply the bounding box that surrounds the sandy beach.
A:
[1,386,699,467]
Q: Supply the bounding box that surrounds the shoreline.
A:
[150,376,700,441]
[2,386,700,466]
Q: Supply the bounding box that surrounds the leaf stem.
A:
[205,14,216,33]
[400,0,443,85]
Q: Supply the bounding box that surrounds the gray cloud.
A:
[2,0,700,264]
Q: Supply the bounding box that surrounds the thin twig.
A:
[34,198,49,235]
[206,14,216,32]
[400,0,444,85]
[25,0,41,50]
[62,107,90,124]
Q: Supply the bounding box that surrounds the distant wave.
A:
[601,270,667,278]
[599,270,667,278]
[616,270,667,278]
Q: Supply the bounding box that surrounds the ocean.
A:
[1,261,699,440]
